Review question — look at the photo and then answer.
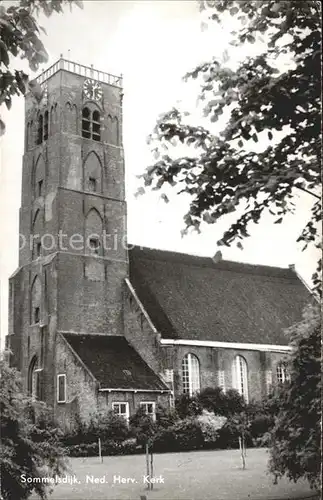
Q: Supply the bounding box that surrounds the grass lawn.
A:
[32,448,317,500]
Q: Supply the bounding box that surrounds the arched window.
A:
[84,151,102,193]
[32,155,45,200]
[44,110,49,140]
[276,362,290,384]
[232,355,249,403]
[30,276,41,324]
[85,208,103,256]
[50,104,57,135]
[82,107,101,141]
[92,110,101,141]
[37,114,43,145]
[28,356,41,401]
[182,353,200,396]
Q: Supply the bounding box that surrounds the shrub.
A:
[267,306,321,490]
[0,358,67,500]
[197,387,226,414]
[175,394,203,419]
[153,418,204,452]
[155,404,179,429]
[88,410,130,443]
[62,410,131,447]
[197,410,227,443]
[66,438,141,457]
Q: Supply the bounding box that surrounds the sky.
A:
[0,0,319,342]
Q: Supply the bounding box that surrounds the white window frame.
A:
[57,374,66,403]
[276,363,290,384]
[182,353,200,397]
[140,401,156,421]
[232,355,249,403]
[218,370,226,393]
[112,402,129,423]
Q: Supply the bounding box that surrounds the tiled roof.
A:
[62,333,168,391]
[128,246,313,345]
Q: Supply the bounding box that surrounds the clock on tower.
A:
[83,79,103,101]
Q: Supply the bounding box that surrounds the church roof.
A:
[62,333,168,391]
[128,246,313,346]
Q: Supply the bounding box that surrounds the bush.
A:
[267,306,321,490]
[197,410,227,443]
[129,406,158,446]
[87,410,130,443]
[0,359,67,500]
[153,418,204,453]
[175,394,203,419]
[66,438,141,457]
[155,404,179,429]
[62,410,131,447]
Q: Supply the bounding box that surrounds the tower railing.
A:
[36,58,123,88]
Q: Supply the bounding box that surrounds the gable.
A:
[128,246,313,346]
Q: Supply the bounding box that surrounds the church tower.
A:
[7,58,127,408]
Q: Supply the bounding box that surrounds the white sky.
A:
[0,0,319,342]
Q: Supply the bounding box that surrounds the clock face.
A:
[83,79,103,101]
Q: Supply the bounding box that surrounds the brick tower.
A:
[7,59,127,410]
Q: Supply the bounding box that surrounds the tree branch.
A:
[294,185,321,200]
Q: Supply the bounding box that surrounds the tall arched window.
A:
[44,110,49,140]
[232,355,249,403]
[30,276,41,324]
[182,353,200,396]
[37,114,43,145]
[85,208,103,256]
[276,362,290,384]
[82,107,101,141]
[28,356,41,401]
[92,110,101,141]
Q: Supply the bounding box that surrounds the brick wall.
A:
[55,334,99,432]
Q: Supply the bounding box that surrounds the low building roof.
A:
[128,246,313,345]
[62,333,168,391]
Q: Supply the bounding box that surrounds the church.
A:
[6,59,312,431]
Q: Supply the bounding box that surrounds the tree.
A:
[143,0,321,295]
[267,304,321,490]
[0,0,82,135]
[129,407,158,490]
[0,357,67,500]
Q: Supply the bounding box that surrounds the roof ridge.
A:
[128,244,297,278]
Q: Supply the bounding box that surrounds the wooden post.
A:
[150,448,154,490]
[239,436,245,470]
[98,438,102,463]
[145,442,151,490]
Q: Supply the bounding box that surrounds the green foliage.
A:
[267,304,321,490]
[129,406,158,446]
[155,404,179,429]
[175,393,203,418]
[87,410,130,443]
[0,357,67,500]
[153,417,205,452]
[66,439,140,458]
[198,387,245,416]
[0,0,82,134]
[62,410,130,446]
[197,410,227,443]
[143,0,321,295]
[176,387,245,419]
